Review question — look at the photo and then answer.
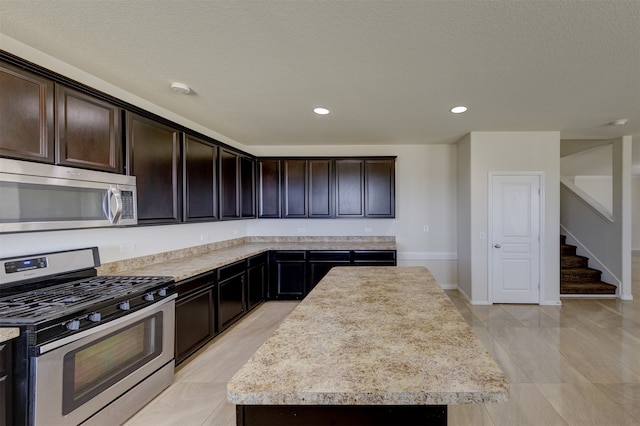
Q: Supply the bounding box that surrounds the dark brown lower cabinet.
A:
[175,272,216,365]
[270,250,397,300]
[218,260,247,331]
[0,341,13,425]
[247,253,267,310]
[308,251,351,291]
[352,250,397,266]
[236,405,446,426]
[269,251,307,300]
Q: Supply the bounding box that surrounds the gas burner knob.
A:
[66,320,80,331]
[144,293,154,302]
[119,301,131,311]
[157,288,167,297]
[88,312,101,322]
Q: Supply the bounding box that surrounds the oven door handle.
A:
[37,294,177,355]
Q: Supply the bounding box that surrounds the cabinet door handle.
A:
[494,244,501,248]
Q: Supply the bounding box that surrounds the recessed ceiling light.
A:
[450,106,468,114]
[313,107,330,115]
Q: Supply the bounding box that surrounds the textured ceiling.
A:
[0,1,639,150]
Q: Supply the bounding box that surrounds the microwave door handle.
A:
[103,187,122,224]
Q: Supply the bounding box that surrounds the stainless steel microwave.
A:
[0,158,137,233]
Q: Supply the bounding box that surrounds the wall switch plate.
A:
[479,231,486,240]
[423,225,429,232]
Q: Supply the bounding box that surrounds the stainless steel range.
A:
[0,247,176,425]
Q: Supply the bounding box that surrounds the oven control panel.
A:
[4,256,48,274]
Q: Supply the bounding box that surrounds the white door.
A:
[490,174,541,303]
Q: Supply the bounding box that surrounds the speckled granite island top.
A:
[227,266,509,407]
[0,327,19,343]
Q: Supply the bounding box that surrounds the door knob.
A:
[494,244,501,248]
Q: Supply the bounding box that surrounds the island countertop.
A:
[0,327,19,343]
[227,266,509,406]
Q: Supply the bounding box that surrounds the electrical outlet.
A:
[364,227,373,233]
[297,228,306,234]
[423,225,429,232]
[200,233,209,242]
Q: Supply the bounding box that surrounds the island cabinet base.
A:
[236,404,447,426]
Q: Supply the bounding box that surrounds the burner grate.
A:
[0,275,173,322]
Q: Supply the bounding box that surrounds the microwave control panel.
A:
[121,190,135,219]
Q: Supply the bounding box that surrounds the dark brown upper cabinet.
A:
[365,159,395,217]
[257,159,281,218]
[281,159,333,218]
[308,159,333,218]
[184,134,218,222]
[219,149,240,220]
[260,157,394,219]
[0,61,55,163]
[240,156,256,218]
[126,112,181,224]
[282,159,307,218]
[336,158,395,218]
[335,159,365,217]
[56,84,122,173]
[220,149,256,220]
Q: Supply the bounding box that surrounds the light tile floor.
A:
[126,254,640,425]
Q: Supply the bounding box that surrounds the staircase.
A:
[560,235,616,295]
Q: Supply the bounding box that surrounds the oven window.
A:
[62,312,163,415]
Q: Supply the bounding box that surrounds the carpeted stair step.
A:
[561,243,577,256]
[561,267,602,283]
[559,234,617,296]
[561,254,589,269]
[560,281,617,294]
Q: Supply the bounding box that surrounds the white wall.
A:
[573,176,612,212]
[456,134,472,298]
[0,221,249,263]
[458,131,561,305]
[634,175,640,251]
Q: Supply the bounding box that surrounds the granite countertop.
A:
[97,237,396,282]
[227,266,509,406]
[0,327,19,343]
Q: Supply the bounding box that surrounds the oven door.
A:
[31,297,175,426]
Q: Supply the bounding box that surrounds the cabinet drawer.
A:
[308,251,351,261]
[352,250,397,262]
[274,251,307,261]
[247,252,268,267]
[217,259,247,281]
[176,271,216,297]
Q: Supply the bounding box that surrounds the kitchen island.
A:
[227,266,509,425]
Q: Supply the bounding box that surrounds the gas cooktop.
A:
[0,275,173,324]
